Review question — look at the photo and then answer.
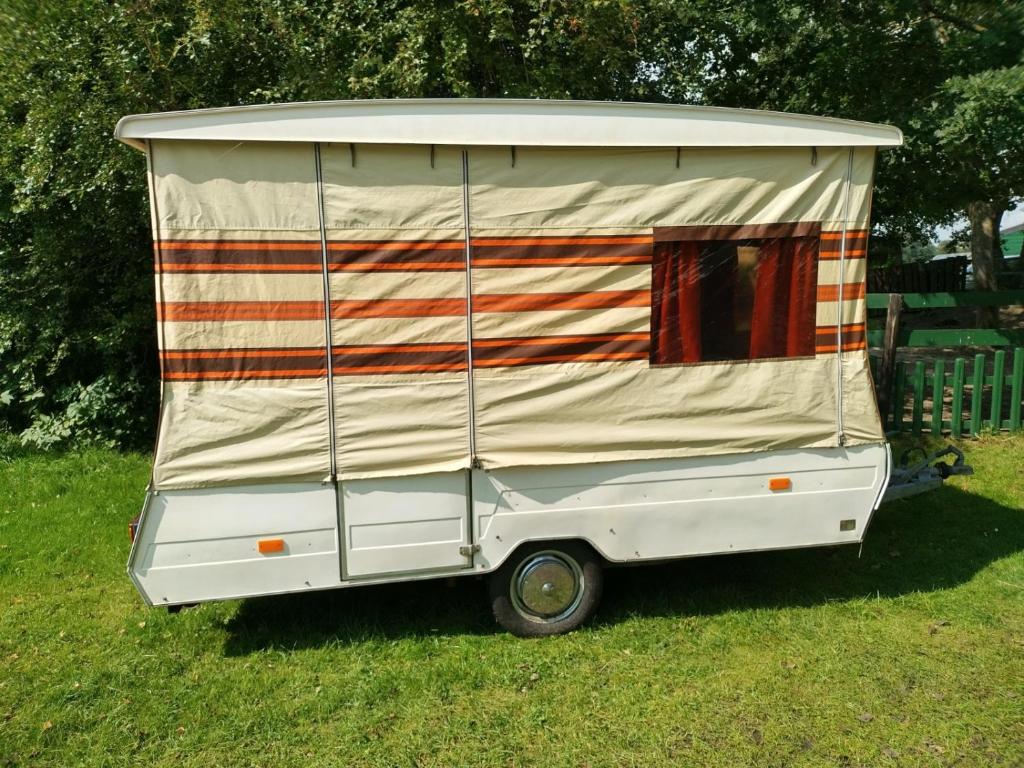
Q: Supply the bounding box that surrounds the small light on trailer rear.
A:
[128,514,141,543]
[768,477,792,492]
[257,538,286,554]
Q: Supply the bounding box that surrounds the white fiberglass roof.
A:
[115,99,903,151]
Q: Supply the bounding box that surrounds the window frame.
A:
[650,222,822,367]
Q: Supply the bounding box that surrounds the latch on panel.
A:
[459,544,481,557]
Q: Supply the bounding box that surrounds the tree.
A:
[652,1,1024,315]
[0,0,697,447]
[935,65,1024,295]
[2,0,1021,447]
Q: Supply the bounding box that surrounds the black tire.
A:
[489,541,603,637]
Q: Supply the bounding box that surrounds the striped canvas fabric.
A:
[147,141,882,489]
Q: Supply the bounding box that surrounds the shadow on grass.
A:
[222,485,1022,655]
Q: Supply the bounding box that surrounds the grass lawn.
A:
[1,437,1022,767]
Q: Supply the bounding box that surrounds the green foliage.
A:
[935,64,1024,205]
[0,0,684,449]
[1,0,1022,447]
[902,239,939,263]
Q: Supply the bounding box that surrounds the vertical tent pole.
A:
[314,143,338,482]
[835,147,855,445]
[462,150,478,465]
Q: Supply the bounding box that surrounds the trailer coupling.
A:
[881,445,973,504]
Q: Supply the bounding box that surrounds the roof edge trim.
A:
[115,99,903,151]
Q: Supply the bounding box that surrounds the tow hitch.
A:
[882,445,973,504]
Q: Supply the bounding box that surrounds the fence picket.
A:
[951,358,966,436]
[970,354,985,436]
[991,350,1006,432]
[912,360,925,433]
[1011,348,1024,431]
[893,361,907,432]
[931,359,945,435]
[866,290,1023,436]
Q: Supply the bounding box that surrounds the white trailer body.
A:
[116,100,901,634]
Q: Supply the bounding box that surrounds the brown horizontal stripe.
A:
[815,323,867,353]
[815,341,868,353]
[154,236,659,273]
[655,222,821,242]
[473,333,649,367]
[816,282,867,302]
[472,238,650,268]
[328,240,465,272]
[474,290,649,313]
[819,230,868,259]
[157,240,323,273]
[818,250,867,260]
[332,342,467,374]
[160,347,327,381]
[158,291,647,322]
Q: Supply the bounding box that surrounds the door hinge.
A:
[459,544,480,557]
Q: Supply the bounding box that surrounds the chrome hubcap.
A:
[510,550,584,623]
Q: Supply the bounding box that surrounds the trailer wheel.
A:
[490,542,603,637]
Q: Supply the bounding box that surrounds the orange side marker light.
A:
[768,477,792,492]
[258,538,286,554]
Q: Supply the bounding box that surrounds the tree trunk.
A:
[966,200,1002,327]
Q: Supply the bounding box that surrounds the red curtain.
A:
[785,237,818,356]
[749,237,818,359]
[651,241,702,364]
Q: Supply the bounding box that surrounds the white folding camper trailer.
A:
[116,99,914,636]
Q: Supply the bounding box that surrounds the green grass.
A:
[1,439,1022,767]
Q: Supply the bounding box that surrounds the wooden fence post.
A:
[876,293,903,426]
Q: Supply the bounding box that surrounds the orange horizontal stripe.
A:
[329,262,463,271]
[471,236,653,247]
[159,241,320,251]
[332,299,465,318]
[163,368,325,380]
[473,332,647,348]
[816,322,866,334]
[474,290,649,313]
[163,348,322,360]
[159,263,320,273]
[474,351,647,367]
[471,256,650,267]
[334,343,466,355]
[159,291,649,322]
[820,230,868,240]
[333,362,467,374]
[816,282,867,302]
[328,241,464,252]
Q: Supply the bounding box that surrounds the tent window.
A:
[651,233,819,365]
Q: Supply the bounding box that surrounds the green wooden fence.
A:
[867,290,1024,436]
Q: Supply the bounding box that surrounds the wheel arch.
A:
[479,535,611,573]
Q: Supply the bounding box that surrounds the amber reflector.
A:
[768,477,792,491]
[257,538,285,554]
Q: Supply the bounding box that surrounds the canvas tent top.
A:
[114,99,903,151]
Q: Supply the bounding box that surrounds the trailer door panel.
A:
[320,144,473,576]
